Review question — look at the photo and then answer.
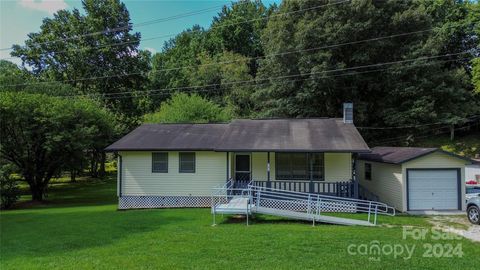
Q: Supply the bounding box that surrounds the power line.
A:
[0,23,454,61]
[358,114,480,130]
[358,121,446,130]
[2,27,437,79]
[370,124,475,145]
[1,0,349,55]
[66,56,468,100]
[3,39,470,88]
[0,3,233,51]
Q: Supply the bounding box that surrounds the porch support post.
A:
[226,152,230,181]
[309,153,314,193]
[352,153,359,199]
[267,152,271,188]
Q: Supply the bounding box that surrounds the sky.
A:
[0,0,280,65]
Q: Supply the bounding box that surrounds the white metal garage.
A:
[407,169,460,211]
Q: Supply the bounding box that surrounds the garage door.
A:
[407,169,459,210]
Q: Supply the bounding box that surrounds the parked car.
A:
[466,196,480,225]
[466,185,480,200]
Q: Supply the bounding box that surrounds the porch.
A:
[225,151,359,198]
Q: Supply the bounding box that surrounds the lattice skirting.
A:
[119,196,211,209]
[257,198,356,213]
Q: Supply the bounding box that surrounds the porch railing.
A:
[233,179,357,198]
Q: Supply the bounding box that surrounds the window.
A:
[179,152,195,173]
[365,163,372,180]
[275,153,324,180]
[152,152,168,173]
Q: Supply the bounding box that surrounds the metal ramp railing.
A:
[211,182,395,226]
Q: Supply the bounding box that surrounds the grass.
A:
[414,131,480,158]
[1,177,479,269]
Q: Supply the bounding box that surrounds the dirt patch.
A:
[429,216,480,242]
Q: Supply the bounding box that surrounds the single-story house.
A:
[106,107,371,209]
[357,147,472,212]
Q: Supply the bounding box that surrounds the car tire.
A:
[467,205,480,225]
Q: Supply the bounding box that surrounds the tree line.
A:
[1,0,479,203]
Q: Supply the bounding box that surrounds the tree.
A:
[0,92,117,201]
[148,1,273,113]
[474,58,480,93]
[0,60,31,92]
[11,0,150,120]
[188,51,255,117]
[149,25,208,107]
[208,1,272,59]
[254,0,479,138]
[143,92,231,123]
[0,163,20,209]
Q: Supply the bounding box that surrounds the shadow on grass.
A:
[11,177,117,210]
[220,214,321,226]
[219,212,429,227]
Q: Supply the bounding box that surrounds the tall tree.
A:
[254,0,479,135]
[0,92,117,201]
[208,0,272,60]
[11,0,150,120]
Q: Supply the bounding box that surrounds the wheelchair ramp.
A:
[211,181,395,226]
[254,207,374,226]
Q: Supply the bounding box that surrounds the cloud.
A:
[144,47,157,54]
[19,0,68,15]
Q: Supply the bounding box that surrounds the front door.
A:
[235,154,251,181]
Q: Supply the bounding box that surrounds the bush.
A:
[0,165,20,209]
[143,93,231,123]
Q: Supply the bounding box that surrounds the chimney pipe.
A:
[343,103,353,124]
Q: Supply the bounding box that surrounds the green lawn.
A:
[414,131,480,158]
[1,177,479,270]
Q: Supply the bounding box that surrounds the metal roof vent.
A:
[343,103,353,124]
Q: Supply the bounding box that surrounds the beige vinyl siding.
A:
[358,160,404,211]
[324,153,352,182]
[402,151,469,211]
[251,152,267,181]
[120,151,227,196]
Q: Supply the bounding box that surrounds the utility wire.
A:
[370,125,475,145]
[1,0,349,53]
[1,28,437,78]
[0,3,233,51]
[3,43,470,88]
[358,115,480,130]
[67,56,468,100]
[1,26,436,63]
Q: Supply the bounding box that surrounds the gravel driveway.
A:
[429,216,480,242]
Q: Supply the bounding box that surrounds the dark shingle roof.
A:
[105,123,228,151]
[215,118,369,152]
[105,118,370,152]
[358,147,472,164]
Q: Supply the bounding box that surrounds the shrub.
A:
[143,93,231,124]
[0,165,20,209]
